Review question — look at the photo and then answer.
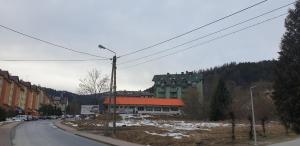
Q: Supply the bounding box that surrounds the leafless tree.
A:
[78,69,109,95]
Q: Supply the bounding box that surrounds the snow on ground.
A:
[67,114,240,139]
[109,114,231,131]
[144,131,190,139]
[65,122,78,127]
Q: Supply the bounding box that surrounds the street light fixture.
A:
[98,44,116,55]
[250,86,257,145]
[98,44,117,135]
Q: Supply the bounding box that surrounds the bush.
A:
[0,107,7,121]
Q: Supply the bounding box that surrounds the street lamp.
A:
[98,44,116,55]
[250,86,257,145]
[98,44,117,134]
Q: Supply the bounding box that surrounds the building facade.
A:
[152,71,203,101]
[11,76,21,110]
[0,70,13,110]
[0,69,52,115]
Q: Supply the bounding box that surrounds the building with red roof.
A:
[104,96,184,114]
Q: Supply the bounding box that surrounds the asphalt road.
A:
[269,138,300,146]
[12,120,109,146]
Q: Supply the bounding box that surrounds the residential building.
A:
[101,90,153,98]
[31,85,39,115]
[42,93,51,105]
[0,70,14,110]
[10,76,21,111]
[50,95,67,113]
[0,69,52,115]
[37,88,45,109]
[152,71,203,101]
[18,82,28,112]
[23,81,34,115]
[104,96,184,115]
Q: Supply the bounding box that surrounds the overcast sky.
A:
[0,0,295,93]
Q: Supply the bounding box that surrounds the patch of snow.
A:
[65,122,73,125]
[96,124,103,127]
[108,118,229,131]
[144,131,189,139]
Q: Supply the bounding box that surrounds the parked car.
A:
[12,115,27,121]
[25,115,33,121]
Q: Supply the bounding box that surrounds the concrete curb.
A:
[54,120,144,146]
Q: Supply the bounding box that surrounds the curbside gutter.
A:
[54,120,144,146]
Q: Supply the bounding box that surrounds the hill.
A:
[201,60,275,99]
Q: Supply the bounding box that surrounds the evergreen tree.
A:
[273,1,300,134]
[210,79,231,121]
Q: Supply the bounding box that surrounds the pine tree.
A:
[210,79,231,121]
[273,1,300,134]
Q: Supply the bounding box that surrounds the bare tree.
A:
[78,69,109,96]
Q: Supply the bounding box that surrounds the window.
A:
[162,107,169,112]
[170,92,177,98]
[146,107,153,111]
[170,107,178,111]
[154,107,161,111]
[137,106,144,111]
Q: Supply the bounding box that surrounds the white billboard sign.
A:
[80,105,99,115]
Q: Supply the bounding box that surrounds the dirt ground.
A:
[110,123,296,146]
[63,116,298,146]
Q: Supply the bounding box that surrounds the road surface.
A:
[12,120,109,146]
[269,138,300,146]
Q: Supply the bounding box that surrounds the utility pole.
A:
[112,55,117,134]
[250,86,257,145]
[99,44,117,135]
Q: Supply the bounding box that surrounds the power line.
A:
[118,0,268,58]
[0,58,109,62]
[118,1,294,65]
[0,24,109,59]
[120,13,287,70]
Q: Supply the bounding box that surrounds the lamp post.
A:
[250,86,257,145]
[98,44,117,134]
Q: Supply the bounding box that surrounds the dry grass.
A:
[112,122,297,146]
[63,118,298,146]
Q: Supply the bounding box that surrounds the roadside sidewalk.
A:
[0,122,21,146]
[54,120,144,146]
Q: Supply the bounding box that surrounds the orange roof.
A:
[104,97,184,106]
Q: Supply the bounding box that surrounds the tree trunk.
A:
[248,116,253,140]
[261,117,267,137]
[230,112,236,142]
